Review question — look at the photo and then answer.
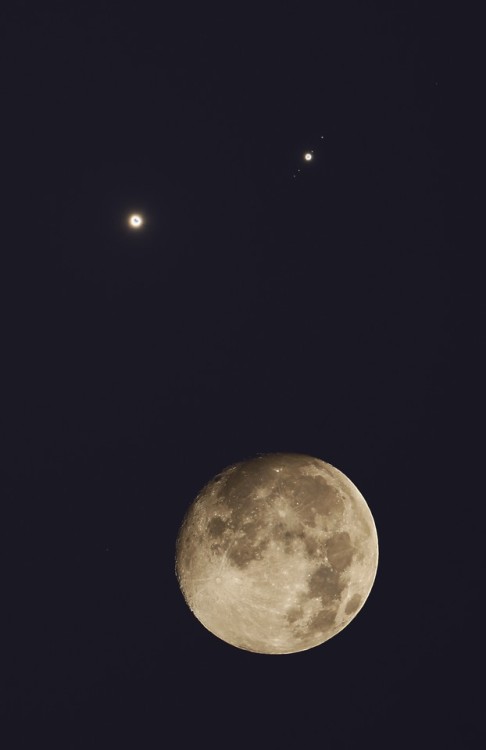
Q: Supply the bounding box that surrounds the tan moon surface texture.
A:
[175,453,378,654]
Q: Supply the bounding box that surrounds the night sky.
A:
[2,3,483,748]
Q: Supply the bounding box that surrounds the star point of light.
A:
[304,152,313,162]
[128,214,143,229]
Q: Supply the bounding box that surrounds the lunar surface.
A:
[175,453,378,654]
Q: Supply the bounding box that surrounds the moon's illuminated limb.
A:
[128,214,143,228]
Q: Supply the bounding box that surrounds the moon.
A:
[175,453,378,654]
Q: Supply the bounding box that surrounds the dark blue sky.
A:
[2,2,482,748]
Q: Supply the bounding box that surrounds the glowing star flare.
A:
[304,152,313,161]
[128,214,143,228]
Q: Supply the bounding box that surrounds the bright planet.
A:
[175,453,379,654]
[128,213,143,228]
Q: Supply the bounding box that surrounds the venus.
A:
[128,213,143,228]
[175,453,378,654]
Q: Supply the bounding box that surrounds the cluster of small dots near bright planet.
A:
[125,137,325,228]
[292,136,324,179]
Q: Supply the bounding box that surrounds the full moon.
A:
[175,453,378,654]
